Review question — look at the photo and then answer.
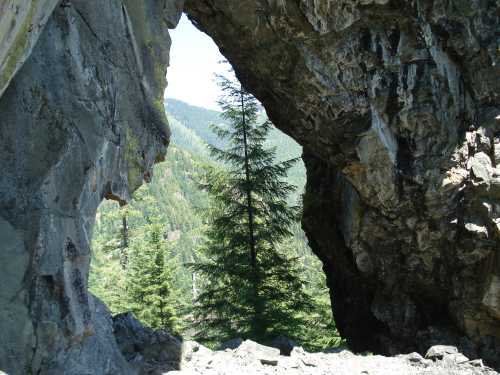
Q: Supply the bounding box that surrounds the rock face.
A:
[0,0,182,374]
[184,0,500,365]
[171,339,499,375]
[0,0,59,96]
[113,313,183,374]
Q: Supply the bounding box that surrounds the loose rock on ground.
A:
[165,340,499,375]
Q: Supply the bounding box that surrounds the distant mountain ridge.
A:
[165,97,306,196]
[168,114,209,157]
[166,98,227,149]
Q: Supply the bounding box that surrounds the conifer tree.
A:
[126,221,179,333]
[119,206,129,269]
[191,73,314,345]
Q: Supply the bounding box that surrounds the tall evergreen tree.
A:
[119,206,129,269]
[126,221,179,333]
[191,74,314,345]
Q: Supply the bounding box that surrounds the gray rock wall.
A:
[184,0,500,365]
[0,0,59,97]
[0,0,182,374]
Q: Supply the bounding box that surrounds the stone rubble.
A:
[166,340,500,375]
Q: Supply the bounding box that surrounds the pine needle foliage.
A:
[126,221,180,333]
[191,74,314,346]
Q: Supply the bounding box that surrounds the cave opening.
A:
[89,13,343,352]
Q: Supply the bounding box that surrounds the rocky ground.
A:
[167,340,499,375]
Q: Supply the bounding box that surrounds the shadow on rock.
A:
[113,313,183,375]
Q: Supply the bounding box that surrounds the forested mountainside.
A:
[89,99,339,349]
[166,98,227,150]
[166,98,306,200]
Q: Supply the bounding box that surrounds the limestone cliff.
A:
[0,0,182,374]
[184,0,500,365]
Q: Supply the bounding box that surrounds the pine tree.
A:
[126,221,179,333]
[191,73,314,346]
[119,205,130,269]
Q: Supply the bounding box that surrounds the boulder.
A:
[425,345,469,364]
[235,340,280,366]
[219,338,244,351]
[182,341,213,364]
[113,313,183,374]
[267,336,297,356]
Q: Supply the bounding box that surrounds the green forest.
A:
[89,93,343,350]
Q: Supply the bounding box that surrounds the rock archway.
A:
[184,0,500,362]
[0,0,499,374]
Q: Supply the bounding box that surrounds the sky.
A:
[165,14,226,111]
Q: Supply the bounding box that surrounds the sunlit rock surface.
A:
[0,0,182,374]
[167,339,499,375]
[185,0,500,365]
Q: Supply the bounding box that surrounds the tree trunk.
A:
[240,87,262,336]
[120,210,129,269]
